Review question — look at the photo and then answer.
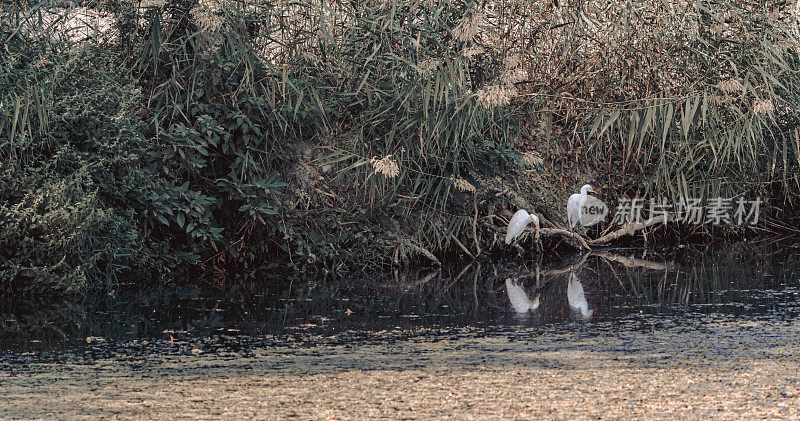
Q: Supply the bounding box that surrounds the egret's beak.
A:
[590,187,599,194]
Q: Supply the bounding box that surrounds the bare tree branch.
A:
[540,228,592,250]
[589,215,668,245]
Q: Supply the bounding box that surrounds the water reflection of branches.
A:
[506,251,676,284]
[502,250,678,318]
[593,251,678,271]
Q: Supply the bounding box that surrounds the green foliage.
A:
[0,30,155,299]
[122,0,310,281]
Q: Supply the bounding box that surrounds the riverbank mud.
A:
[3,316,799,420]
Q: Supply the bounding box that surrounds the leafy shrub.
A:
[0,32,155,299]
[0,172,145,298]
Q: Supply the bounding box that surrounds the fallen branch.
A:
[540,228,592,250]
[404,240,441,266]
[494,211,666,251]
[589,215,668,245]
[450,234,475,260]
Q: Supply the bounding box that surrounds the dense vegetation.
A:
[1,0,799,301]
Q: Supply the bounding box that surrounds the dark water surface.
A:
[2,240,799,356]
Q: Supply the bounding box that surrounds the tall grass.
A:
[574,2,800,209]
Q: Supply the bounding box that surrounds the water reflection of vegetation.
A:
[2,242,799,352]
[1,285,279,352]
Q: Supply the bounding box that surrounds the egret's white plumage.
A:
[505,209,540,244]
[567,271,593,318]
[505,279,540,313]
[567,184,597,230]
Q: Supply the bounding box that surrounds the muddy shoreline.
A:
[3,317,799,420]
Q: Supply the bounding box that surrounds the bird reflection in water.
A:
[567,271,594,319]
[505,279,540,314]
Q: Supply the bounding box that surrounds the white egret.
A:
[505,209,540,245]
[567,184,597,230]
[505,279,540,313]
[567,271,593,318]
